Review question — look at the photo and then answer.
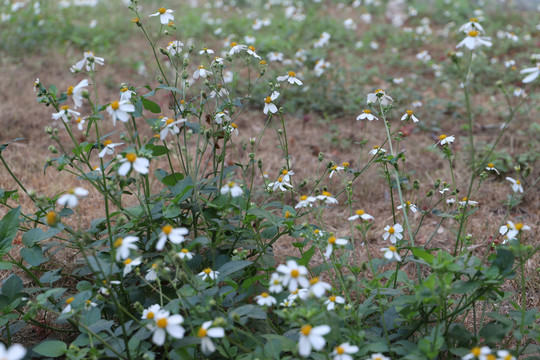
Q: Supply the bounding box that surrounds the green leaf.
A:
[1,274,23,298]
[0,206,20,250]
[218,260,252,280]
[0,261,13,270]
[146,144,169,156]
[297,246,316,266]
[22,227,61,247]
[162,173,184,186]
[0,138,26,152]
[20,246,46,267]
[142,98,161,113]
[33,340,67,357]
[411,247,434,265]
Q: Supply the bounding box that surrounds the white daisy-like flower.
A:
[277,71,303,85]
[52,105,80,123]
[142,304,162,321]
[401,110,419,123]
[298,324,331,357]
[247,45,261,59]
[118,153,150,176]
[119,86,135,101]
[199,47,214,55]
[220,181,243,197]
[356,109,378,121]
[382,223,403,244]
[324,236,348,259]
[288,288,309,302]
[71,51,105,72]
[199,268,219,281]
[367,89,393,106]
[67,79,88,109]
[107,99,135,126]
[159,117,186,140]
[317,191,338,204]
[166,40,183,56]
[499,220,530,242]
[520,64,540,83]
[332,342,359,360]
[193,65,212,79]
[397,201,418,213]
[149,7,174,25]
[269,273,283,293]
[446,197,456,205]
[329,164,346,178]
[295,195,317,209]
[214,111,231,124]
[324,294,345,310]
[462,346,492,360]
[496,350,516,360]
[506,177,523,193]
[197,321,225,355]
[456,30,492,50]
[224,123,239,136]
[73,117,86,131]
[263,91,279,114]
[459,197,478,207]
[308,277,332,298]
[459,18,485,34]
[57,187,89,208]
[381,246,402,261]
[276,260,309,292]
[485,163,500,174]
[150,310,185,346]
[267,177,293,192]
[348,209,374,221]
[99,139,123,158]
[156,225,189,251]
[145,263,159,281]
[369,146,386,156]
[229,42,247,55]
[435,134,455,146]
[62,296,75,314]
[368,353,391,360]
[177,248,194,260]
[123,257,142,276]
[114,236,139,262]
[255,292,276,306]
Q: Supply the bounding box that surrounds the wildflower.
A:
[247,45,261,59]
[368,354,391,360]
[439,187,450,194]
[280,169,294,182]
[160,117,186,140]
[324,236,348,259]
[397,201,418,213]
[348,209,374,221]
[99,139,123,158]
[298,324,331,357]
[150,310,185,346]
[401,110,419,123]
[520,64,540,83]
[459,197,478,207]
[71,51,105,72]
[177,248,194,260]
[332,343,359,360]
[308,277,332,298]
[263,91,280,114]
[197,321,225,355]
[267,177,293,192]
[506,177,523,193]
[329,164,346,178]
[280,299,294,307]
[146,263,159,281]
[0,343,26,360]
[107,99,135,126]
[123,257,142,276]
[381,246,402,261]
[193,65,212,79]
[269,273,283,293]
[67,79,88,108]
[314,32,331,48]
[446,197,456,205]
[74,117,86,131]
[149,7,174,25]
[84,300,97,310]
[166,40,183,56]
[485,163,499,174]
[118,153,150,176]
[462,346,492,360]
[343,18,357,30]
[224,123,239,136]
[313,59,330,77]
[114,236,138,262]
[220,182,243,197]
[52,105,80,123]
[142,304,161,321]
[324,295,345,310]
[459,18,485,34]
[496,350,516,360]
[367,89,393,106]
[268,52,284,62]
[276,260,309,291]
[214,111,231,124]
[356,109,378,121]
[277,71,303,85]
[317,191,338,204]
[457,30,492,50]
[209,84,229,99]
[62,296,75,314]
[156,225,189,251]
[33,78,40,92]
[383,223,404,244]
[199,47,214,55]
[119,86,135,101]
[288,288,309,301]
[46,211,57,226]
[255,292,276,306]
[295,195,317,209]
[99,280,121,296]
[369,146,386,155]
[199,268,219,281]
[435,134,455,146]
[499,221,530,242]
[229,42,247,55]
[57,187,89,208]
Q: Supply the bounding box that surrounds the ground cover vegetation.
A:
[0,0,539,359]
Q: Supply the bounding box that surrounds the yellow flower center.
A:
[259,60,267,65]
[168,21,174,26]
[406,110,413,116]
[67,86,74,95]
[375,89,383,93]
[114,238,123,248]
[356,209,365,215]
[285,211,291,218]
[462,197,468,201]
[66,297,74,304]
[261,292,269,298]
[486,355,496,360]
[146,311,154,319]
[328,236,336,244]
[103,139,112,146]
[203,268,212,275]
[61,105,70,111]
[85,300,91,305]
[162,225,173,235]
[504,356,512,360]
[76,117,82,123]
[166,118,174,125]
[203,47,208,51]
[389,246,397,252]
[363,109,371,114]
[468,30,479,37]
[309,277,319,285]
[158,7,166,14]
[157,318,168,328]
[290,269,299,278]
[314,230,320,235]
[120,86,128,92]
[487,163,494,168]
[265,96,272,104]
[515,223,523,231]
[322,191,331,197]
[273,279,280,285]
[406,201,411,206]
[126,153,137,163]
[228,182,235,188]
[388,227,395,234]
[288,71,296,77]
[470,347,481,356]
[291,289,299,295]
[198,327,207,337]
[439,134,447,140]
[124,258,132,265]
[151,263,158,269]
[198,65,205,69]
[300,195,308,201]
[230,123,238,129]
[282,170,288,175]
[110,101,119,110]
[249,46,256,51]
[329,295,336,302]
[46,211,57,225]
[332,165,338,170]
[277,176,284,183]
[516,180,521,185]
[181,248,189,253]
[342,162,349,167]
[301,325,312,336]
[230,42,237,47]
[336,346,345,355]
[131,17,139,23]
[470,18,479,22]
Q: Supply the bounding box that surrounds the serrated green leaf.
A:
[0,206,20,250]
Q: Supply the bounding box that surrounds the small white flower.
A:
[462,346,491,360]
[166,40,183,56]
[367,89,393,106]
[496,350,516,360]
[199,47,214,55]
[485,163,500,174]
[446,197,456,205]
[324,295,345,310]
[99,139,123,158]
[401,110,419,123]
[368,353,391,360]
[52,105,80,123]
[156,225,189,251]
[267,177,293,192]
[506,177,523,193]
[67,79,89,109]
[0,343,26,360]
[308,277,332,298]
[263,91,279,114]
[298,324,331,357]
[118,153,150,176]
[324,236,348,259]
[71,51,105,72]
[295,195,317,209]
[220,182,243,197]
[269,273,283,293]
[107,99,135,126]
[150,310,185,346]
[149,7,174,25]
[177,248,194,260]
[459,197,478,207]
[277,71,303,85]
[276,260,309,292]
[348,209,374,221]
[247,45,261,59]
[435,134,455,146]
[197,321,225,355]
[229,42,247,55]
[199,268,219,281]
[119,86,135,101]
[142,304,161,321]
[316,191,338,204]
[520,64,540,83]
[114,236,139,262]
[381,246,402,261]
[356,109,378,121]
[457,30,492,50]
[382,223,403,244]
[255,292,276,306]
[288,288,309,302]
[57,187,89,208]
[397,201,418,213]
[459,18,485,34]
[499,220,530,242]
[159,117,186,140]
[369,146,386,156]
[123,257,142,276]
[193,65,212,79]
[332,342,359,360]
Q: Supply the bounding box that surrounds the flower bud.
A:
[426,190,434,197]
[318,152,324,161]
